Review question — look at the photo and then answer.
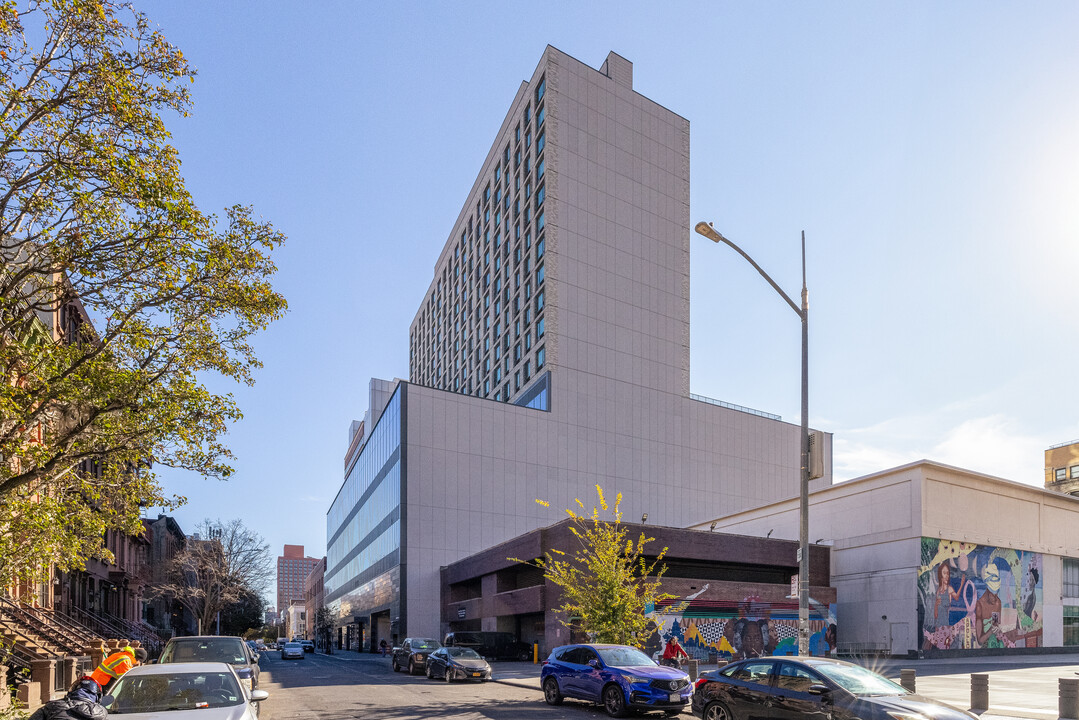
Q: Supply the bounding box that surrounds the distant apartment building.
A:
[304,557,326,645]
[277,545,322,612]
[327,46,832,652]
[1045,440,1079,496]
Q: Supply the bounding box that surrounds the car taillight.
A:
[694,677,709,691]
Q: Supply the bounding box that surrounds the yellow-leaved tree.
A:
[515,486,673,646]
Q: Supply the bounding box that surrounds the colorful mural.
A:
[646,594,837,661]
[918,539,1043,650]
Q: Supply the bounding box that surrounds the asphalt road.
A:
[256,650,664,720]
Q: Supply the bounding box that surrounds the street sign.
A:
[790,574,798,598]
[457,608,466,619]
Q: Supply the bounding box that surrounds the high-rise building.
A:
[276,544,321,612]
[327,46,832,651]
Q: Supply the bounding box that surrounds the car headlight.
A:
[629,677,650,686]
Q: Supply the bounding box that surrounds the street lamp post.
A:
[694,221,811,656]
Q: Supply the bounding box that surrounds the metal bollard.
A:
[970,673,989,711]
[900,669,916,693]
[688,659,699,682]
[1060,677,1079,720]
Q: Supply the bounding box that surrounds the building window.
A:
[537,104,545,127]
[537,316,544,338]
[1072,466,1079,479]
[536,130,545,154]
[524,361,531,382]
[1067,606,1079,646]
[535,76,545,104]
[537,158,545,179]
[536,346,545,369]
[535,289,544,312]
[536,185,545,208]
[1058,468,1068,482]
[1067,559,1079,598]
[536,264,544,284]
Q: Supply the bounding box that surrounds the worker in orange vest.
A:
[88,646,147,693]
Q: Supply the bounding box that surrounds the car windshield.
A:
[412,639,440,650]
[596,646,654,667]
[162,639,247,666]
[108,671,243,714]
[811,662,908,696]
[285,643,302,648]
[446,647,481,659]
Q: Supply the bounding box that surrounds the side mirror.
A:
[808,684,831,696]
[249,690,269,702]
[252,653,260,662]
[587,658,600,669]
[101,695,115,707]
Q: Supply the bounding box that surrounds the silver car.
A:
[280,641,305,660]
[103,661,268,718]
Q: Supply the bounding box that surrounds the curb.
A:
[491,677,541,691]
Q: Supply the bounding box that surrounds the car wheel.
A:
[392,657,400,672]
[542,677,563,706]
[703,701,731,720]
[408,660,416,675]
[426,664,433,680]
[445,666,453,683]
[603,684,628,718]
[519,649,532,661]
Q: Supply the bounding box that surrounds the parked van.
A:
[442,631,532,661]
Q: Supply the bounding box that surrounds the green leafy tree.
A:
[220,586,265,637]
[0,1,286,588]
[515,486,674,646]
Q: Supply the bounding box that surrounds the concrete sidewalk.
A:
[487,654,1079,720]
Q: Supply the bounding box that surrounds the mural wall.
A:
[919,539,1042,650]
[646,593,837,661]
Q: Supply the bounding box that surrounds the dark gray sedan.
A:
[424,646,491,682]
[692,657,977,720]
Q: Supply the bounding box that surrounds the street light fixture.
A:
[694,220,811,656]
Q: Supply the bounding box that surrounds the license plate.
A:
[472,672,481,677]
[669,693,681,702]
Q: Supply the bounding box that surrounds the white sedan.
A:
[103,661,268,718]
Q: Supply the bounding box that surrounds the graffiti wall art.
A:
[918,539,1042,650]
[645,593,837,661]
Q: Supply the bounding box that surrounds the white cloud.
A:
[929,414,1046,486]
[831,412,1051,488]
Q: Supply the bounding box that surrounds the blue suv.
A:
[541,643,691,717]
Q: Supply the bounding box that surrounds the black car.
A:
[442,631,532,661]
[692,656,977,720]
[392,637,441,675]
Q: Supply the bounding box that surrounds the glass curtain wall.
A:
[326,387,402,604]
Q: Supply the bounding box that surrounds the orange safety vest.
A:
[90,650,135,687]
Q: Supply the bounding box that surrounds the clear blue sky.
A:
[139,1,1079,584]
